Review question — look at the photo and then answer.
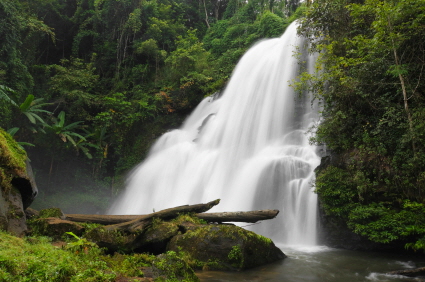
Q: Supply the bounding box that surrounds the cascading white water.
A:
[109,21,321,246]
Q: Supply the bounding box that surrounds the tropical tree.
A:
[46,111,94,158]
[18,94,52,132]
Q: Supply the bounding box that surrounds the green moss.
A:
[38,208,64,218]
[0,128,27,194]
[152,251,200,282]
[0,128,27,171]
[0,230,154,281]
[172,214,206,225]
[228,245,243,268]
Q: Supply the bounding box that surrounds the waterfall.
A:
[109,21,321,246]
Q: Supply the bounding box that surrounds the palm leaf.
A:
[18,142,35,147]
[66,132,87,141]
[63,121,83,131]
[0,85,18,106]
[31,113,47,125]
[23,112,36,124]
[79,145,93,159]
[29,109,52,114]
[20,94,35,112]
[58,111,66,128]
[65,134,77,147]
[7,127,20,136]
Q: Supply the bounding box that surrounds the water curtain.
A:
[110,21,321,246]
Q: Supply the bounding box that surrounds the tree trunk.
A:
[65,209,279,225]
[388,16,416,153]
[103,199,220,233]
[197,210,279,223]
[201,0,210,28]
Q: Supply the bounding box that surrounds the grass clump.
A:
[0,230,152,281]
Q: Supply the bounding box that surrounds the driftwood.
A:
[103,199,220,233]
[65,209,279,225]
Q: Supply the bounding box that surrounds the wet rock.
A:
[0,128,37,236]
[24,207,39,219]
[387,266,425,277]
[167,224,285,270]
[12,159,38,209]
[134,221,180,254]
[0,187,27,236]
[84,227,137,253]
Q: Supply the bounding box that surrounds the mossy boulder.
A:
[30,217,84,239]
[167,224,286,270]
[84,227,138,253]
[0,128,38,236]
[134,221,180,254]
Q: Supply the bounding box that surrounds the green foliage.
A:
[48,57,99,121]
[65,232,99,254]
[257,11,287,38]
[0,231,158,281]
[164,29,213,110]
[46,111,96,158]
[18,94,52,131]
[347,201,425,246]
[153,251,200,282]
[316,166,359,218]
[299,0,425,250]
[0,85,17,107]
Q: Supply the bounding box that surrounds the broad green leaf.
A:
[23,112,36,124]
[20,94,34,112]
[7,127,20,136]
[58,111,66,128]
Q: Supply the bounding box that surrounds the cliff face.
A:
[0,128,38,236]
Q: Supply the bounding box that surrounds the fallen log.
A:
[65,209,279,225]
[65,214,137,225]
[103,199,221,233]
[197,210,279,223]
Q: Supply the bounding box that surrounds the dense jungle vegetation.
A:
[2,0,425,252]
[298,0,425,250]
[0,0,301,213]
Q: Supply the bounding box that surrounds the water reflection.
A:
[197,246,425,282]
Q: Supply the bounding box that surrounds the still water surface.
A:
[198,245,425,282]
